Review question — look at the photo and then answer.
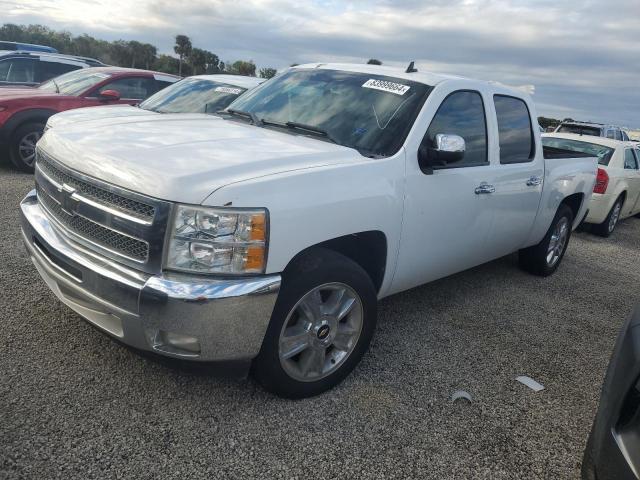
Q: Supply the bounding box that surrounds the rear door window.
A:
[494,95,535,164]
[38,60,82,83]
[624,149,639,170]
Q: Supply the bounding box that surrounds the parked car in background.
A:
[45,74,264,130]
[0,41,58,53]
[0,51,104,88]
[555,121,630,141]
[543,134,640,236]
[582,306,640,480]
[20,63,597,398]
[0,67,179,171]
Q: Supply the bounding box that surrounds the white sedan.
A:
[543,133,640,236]
[46,74,265,130]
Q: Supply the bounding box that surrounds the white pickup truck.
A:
[21,63,597,398]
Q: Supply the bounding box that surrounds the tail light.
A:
[594,168,609,194]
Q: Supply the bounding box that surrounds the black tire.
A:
[592,196,623,237]
[519,204,574,277]
[9,122,45,172]
[581,428,596,480]
[252,247,377,398]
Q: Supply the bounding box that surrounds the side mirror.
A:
[418,133,466,174]
[99,89,121,101]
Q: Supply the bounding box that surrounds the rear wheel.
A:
[592,196,623,237]
[9,122,45,172]
[252,248,377,398]
[519,204,574,277]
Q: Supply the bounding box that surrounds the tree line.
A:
[0,24,279,78]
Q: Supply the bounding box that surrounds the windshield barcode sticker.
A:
[215,86,243,95]
[362,79,410,95]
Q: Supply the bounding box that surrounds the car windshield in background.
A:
[542,137,615,165]
[139,78,247,114]
[39,69,112,95]
[557,124,601,136]
[228,69,432,157]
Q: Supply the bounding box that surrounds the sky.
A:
[2,0,639,127]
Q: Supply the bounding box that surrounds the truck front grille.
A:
[37,154,156,221]
[36,185,149,262]
[33,150,172,273]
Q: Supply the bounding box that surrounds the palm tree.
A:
[174,34,192,77]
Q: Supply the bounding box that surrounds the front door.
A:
[392,89,496,294]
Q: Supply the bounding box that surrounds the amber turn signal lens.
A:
[244,246,266,271]
[250,214,266,241]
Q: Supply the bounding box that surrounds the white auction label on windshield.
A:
[362,79,410,95]
[215,86,243,95]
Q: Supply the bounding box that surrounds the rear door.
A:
[624,149,640,216]
[482,93,544,257]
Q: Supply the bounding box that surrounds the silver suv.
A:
[0,51,104,88]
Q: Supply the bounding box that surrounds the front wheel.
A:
[519,204,574,277]
[592,197,623,237]
[9,122,45,172]
[252,248,377,398]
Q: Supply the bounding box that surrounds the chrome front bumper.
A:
[20,190,281,361]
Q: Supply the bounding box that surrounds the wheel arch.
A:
[283,231,388,294]
[560,192,585,222]
[1,108,57,141]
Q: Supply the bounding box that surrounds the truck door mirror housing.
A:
[418,133,466,174]
[99,89,121,101]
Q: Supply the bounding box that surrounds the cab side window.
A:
[494,95,535,164]
[624,149,639,170]
[423,90,488,168]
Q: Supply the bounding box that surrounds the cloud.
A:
[2,0,639,126]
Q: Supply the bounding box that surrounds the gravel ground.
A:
[1,160,639,479]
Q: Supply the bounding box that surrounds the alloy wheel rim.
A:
[608,202,621,233]
[546,217,569,267]
[278,282,363,382]
[18,131,42,167]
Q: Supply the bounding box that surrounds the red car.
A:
[0,67,179,171]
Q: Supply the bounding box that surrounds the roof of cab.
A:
[543,132,637,149]
[186,74,265,89]
[289,62,531,98]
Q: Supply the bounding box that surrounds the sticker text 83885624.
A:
[362,79,410,96]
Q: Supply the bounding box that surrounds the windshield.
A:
[542,137,615,165]
[39,69,111,96]
[227,69,432,157]
[140,78,248,113]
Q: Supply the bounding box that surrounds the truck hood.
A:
[47,104,155,129]
[38,114,364,204]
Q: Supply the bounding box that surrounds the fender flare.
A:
[0,108,58,142]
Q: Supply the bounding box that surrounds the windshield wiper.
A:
[260,118,337,144]
[284,121,337,143]
[52,79,59,94]
[222,108,262,126]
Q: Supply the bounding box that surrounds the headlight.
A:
[166,205,268,274]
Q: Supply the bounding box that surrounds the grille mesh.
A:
[37,154,155,221]
[37,185,149,262]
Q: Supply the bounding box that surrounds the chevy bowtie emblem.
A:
[58,184,79,217]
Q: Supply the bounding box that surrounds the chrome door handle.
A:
[526,176,542,186]
[475,183,495,194]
